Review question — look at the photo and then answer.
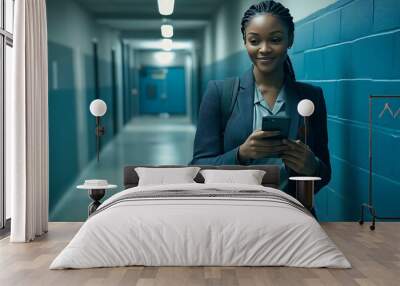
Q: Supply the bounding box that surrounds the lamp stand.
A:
[304,116,308,146]
[95,116,105,162]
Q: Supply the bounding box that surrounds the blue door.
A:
[139,67,186,115]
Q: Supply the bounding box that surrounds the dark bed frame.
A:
[124,165,280,189]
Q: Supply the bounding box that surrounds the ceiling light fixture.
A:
[161,24,174,38]
[161,38,173,51]
[157,0,175,16]
[154,52,175,65]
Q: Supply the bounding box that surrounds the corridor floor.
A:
[50,116,196,221]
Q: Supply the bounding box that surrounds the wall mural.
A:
[379,103,400,119]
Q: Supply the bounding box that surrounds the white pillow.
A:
[200,169,266,185]
[135,167,201,186]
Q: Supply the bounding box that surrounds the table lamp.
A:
[89,99,107,162]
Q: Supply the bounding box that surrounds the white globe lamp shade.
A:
[90,99,107,117]
[297,99,315,117]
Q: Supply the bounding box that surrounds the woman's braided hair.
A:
[241,1,296,81]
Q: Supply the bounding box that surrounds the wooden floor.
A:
[0,222,399,286]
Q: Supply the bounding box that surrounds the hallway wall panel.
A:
[47,0,124,218]
[48,42,79,212]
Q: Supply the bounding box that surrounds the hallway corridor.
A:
[50,116,196,221]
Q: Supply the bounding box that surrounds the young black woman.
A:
[191,1,331,204]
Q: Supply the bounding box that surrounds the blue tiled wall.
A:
[201,0,400,221]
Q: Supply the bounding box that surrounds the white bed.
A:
[50,183,351,269]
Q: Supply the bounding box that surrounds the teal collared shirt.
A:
[252,84,289,191]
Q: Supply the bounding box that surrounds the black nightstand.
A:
[289,176,321,211]
[77,180,117,216]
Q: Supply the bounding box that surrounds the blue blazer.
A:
[190,68,331,194]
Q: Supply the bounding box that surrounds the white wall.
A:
[47,0,121,61]
[203,21,215,66]
[203,0,338,66]
[136,51,189,68]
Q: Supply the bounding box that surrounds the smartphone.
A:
[261,116,291,139]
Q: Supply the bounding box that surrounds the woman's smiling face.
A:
[244,13,293,75]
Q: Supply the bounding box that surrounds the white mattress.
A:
[50,183,351,269]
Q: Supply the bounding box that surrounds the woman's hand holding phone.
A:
[238,130,288,161]
[281,139,319,175]
[238,132,319,176]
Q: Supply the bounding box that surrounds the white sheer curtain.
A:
[8,0,49,242]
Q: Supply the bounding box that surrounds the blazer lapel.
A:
[285,79,303,140]
[234,69,304,142]
[237,67,255,139]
